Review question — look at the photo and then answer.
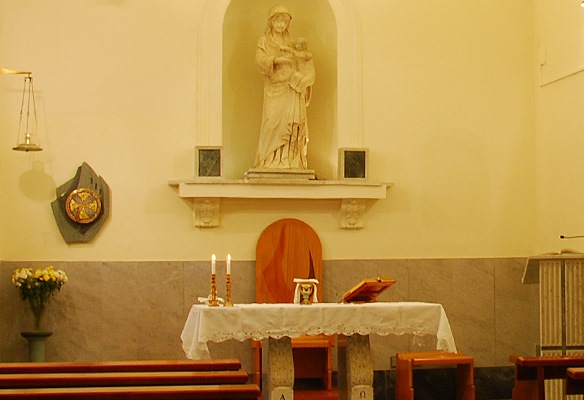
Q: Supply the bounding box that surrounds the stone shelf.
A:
[168,179,392,229]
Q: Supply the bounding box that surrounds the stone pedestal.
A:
[21,331,52,362]
[338,334,374,400]
[259,333,374,399]
[262,337,295,400]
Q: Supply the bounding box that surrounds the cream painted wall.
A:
[536,0,584,85]
[0,0,537,262]
[534,0,584,253]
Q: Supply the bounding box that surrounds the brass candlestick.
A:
[209,273,219,307]
[225,274,233,307]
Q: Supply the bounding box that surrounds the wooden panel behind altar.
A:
[256,218,322,303]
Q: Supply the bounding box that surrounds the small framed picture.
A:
[195,146,222,178]
[339,148,368,179]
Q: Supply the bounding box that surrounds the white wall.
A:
[0,0,538,261]
[534,0,584,253]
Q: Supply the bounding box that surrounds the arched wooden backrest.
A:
[256,218,322,303]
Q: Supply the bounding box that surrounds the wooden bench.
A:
[0,359,260,400]
[566,367,584,395]
[0,359,242,374]
[0,384,260,399]
[510,355,584,399]
[395,351,475,400]
[0,370,250,388]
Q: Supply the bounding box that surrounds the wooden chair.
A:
[253,218,333,391]
[396,351,475,400]
[566,367,584,395]
[509,355,584,399]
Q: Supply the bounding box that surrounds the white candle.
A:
[211,254,216,275]
[227,254,231,275]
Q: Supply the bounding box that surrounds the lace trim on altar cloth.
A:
[203,324,439,343]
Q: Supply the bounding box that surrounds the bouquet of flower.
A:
[11,266,68,331]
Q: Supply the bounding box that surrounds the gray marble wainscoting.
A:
[0,258,537,399]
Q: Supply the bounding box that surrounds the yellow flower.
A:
[11,266,68,312]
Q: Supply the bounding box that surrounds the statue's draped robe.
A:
[254,33,313,169]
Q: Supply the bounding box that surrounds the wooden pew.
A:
[509,355,584,400]
[0,370,250,388]
[0,384,260,399]
[566,367,584,395]
[0,359,260,400]
[0,359,242,374]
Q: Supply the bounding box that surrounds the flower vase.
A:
[21,331,52,362]
[21,300,51,362]
[11,265,68,362]
[29,300,46,332]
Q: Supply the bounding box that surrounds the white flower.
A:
[54,270,68,283]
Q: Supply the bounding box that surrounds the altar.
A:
[181,302,457,400]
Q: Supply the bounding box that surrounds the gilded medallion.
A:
[65,188,102,224]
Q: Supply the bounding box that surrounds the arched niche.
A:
[194,0,362,179]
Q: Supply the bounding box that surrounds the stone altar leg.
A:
[338,334,374,400]
[262,337,294,400]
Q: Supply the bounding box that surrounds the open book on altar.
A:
[341,277,396,303]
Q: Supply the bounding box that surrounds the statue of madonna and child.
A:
[247,5,316,180]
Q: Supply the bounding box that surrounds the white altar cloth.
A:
[181,302,457,360]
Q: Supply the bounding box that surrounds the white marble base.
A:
[271,387,294,400]
[245,168,316,182]
[351,385,374,400]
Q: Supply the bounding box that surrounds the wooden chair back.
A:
[256,218,322,303]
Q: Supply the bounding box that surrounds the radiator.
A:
[540,259,584,400]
